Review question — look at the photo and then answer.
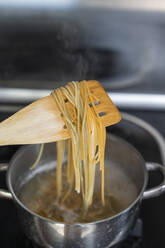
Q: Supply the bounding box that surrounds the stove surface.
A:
[0,8,165,93]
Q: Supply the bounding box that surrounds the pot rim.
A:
[6,134,148,226]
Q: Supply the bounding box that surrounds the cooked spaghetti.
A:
[31,81,106,210]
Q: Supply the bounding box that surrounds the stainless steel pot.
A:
[0,134,165,248]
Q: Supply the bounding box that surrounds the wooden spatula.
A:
[0,80,121,145]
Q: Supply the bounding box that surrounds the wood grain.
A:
[0,81,121,145]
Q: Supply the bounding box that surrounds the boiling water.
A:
[19,163,138,224]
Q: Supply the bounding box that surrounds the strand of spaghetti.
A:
[73,83,81,193]
[61,142,74,204]
[101,158,105,205]
[86,83,105,205]
[56,140,66,199]
[52,90,80,192]
[83,103,96,207]
[85,101,96,206]
[80,84,88,202]
[89,162,96,205]
[30,144,44,170]
[52,90,75,136]
[53,90,76,136]
[62,84,81,194]
[88,96,104,164]
[80,83,90,205]
[89,116,98,205]
[67,139,72,182]
[66,83,81,194]
[73,82,89,207]
[77,87,85,197]
[61,87,75,106]
[92,94,100,102]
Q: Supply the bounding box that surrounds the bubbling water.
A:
[18,163,138,224]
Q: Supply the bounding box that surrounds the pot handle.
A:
[143,162,165,199]
[0,163,12,200]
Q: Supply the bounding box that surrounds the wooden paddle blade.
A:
[0,80,121,146]
[87,80,121,126]
[0,95,70,145]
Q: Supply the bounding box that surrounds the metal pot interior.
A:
[7,134,147,221]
